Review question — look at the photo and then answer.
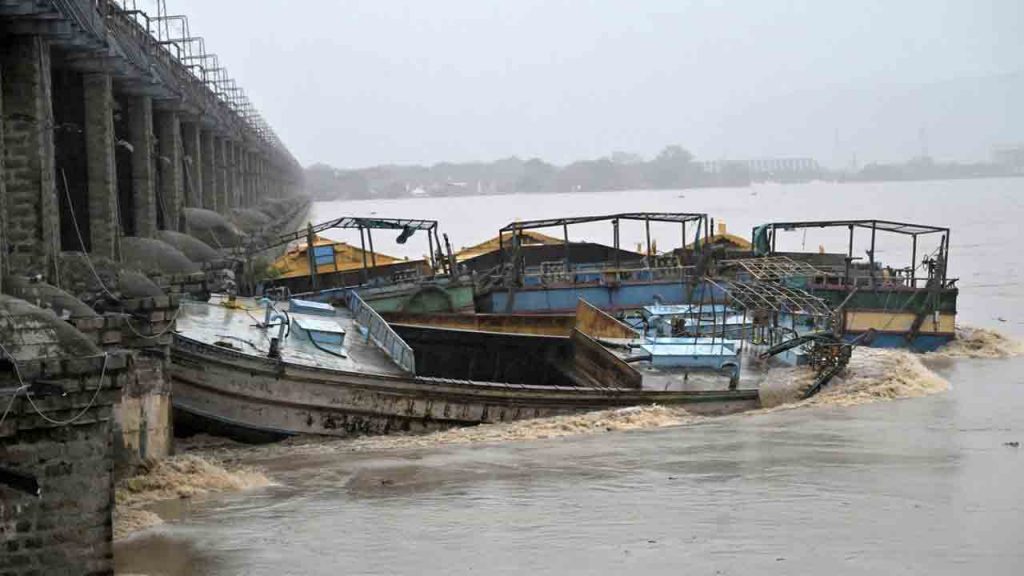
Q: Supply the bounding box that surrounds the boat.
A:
[170,291,761,441]
[251,216,451,295]
[748,219,957,351]
[469,213,715,314]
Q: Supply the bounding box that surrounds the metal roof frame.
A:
[756,218,952,288]
[500,212,707,233]
[707,278,834,318]
[247,216,438,255]
[762,219,948,236]
[723,256,829,281]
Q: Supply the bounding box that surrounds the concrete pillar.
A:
[255,156,265,205]
[156,109,183,231]
[0,35,59,279]
[222,138,230,210]
[231,141,242,209]
[262,157,270,202]
[0,59,6,285]
[181,121,202,208]
[127,95,156,237]
[200,128,215,211]
[214,136,227,212]
[243,150,254,207]
[250,152,259,206]
[83,73,118,259]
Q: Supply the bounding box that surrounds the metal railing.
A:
[342,290,416,375]
[519,260,698,286]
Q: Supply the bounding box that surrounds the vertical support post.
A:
[428,230,436,275]
[645,217,652,263]
[306,222,318,290]
[612,219,620,271]
[83,72,117,259]
[846,224,854,286]
[869,221,877,287]
[156,109,183,231]
[200,129,215,210]
[359,225,369,283]
[181,121,202,208]
[0,58,6,286]
[941,232,949,286]
[680,221,686,266]
[910,234,918,287]
[367,227,377,267]
[562,222,570,280]
[497,231,503,271]
[228,141,239,209]
[128,95,156,237]
[214,136,227,212]
[1,35,59,279]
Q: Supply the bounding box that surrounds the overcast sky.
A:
[170,0,1023,168]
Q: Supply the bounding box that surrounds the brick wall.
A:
[181,121,202,209]
[70,295,180,469]
[156,109,183,232]
[1,348,128,575]
[83,73,117,260]
[128,95,156,238]
[200,129,215,211]
[1,59,7,285]
[0,35,58,280]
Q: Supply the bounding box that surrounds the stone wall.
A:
[0,295,129,575]
[0,353,128,576]
[0,35,58,280]
[70,295,180,469]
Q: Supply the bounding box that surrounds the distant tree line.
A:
[304,145,752,201]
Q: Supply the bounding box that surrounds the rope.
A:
[60,169,184,340]
[117,305,184,340]
[0,385,29,429]
[60,169,121,302]
[24,354,110,427]
[0,340,109,428]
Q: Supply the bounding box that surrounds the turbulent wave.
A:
[759,348,950,409]
[113,508,163,541]
[226,405,703,462]
[929,326,1024,359]
[201,347,961,465]
[114,454,271,540]
[806,348,950,407]
[139,327,1019,528]
[353,405,700,449]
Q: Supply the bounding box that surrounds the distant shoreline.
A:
[310,172,1024,203]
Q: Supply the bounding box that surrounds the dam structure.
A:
[0,1,305,573]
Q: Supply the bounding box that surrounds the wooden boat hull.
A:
[170,334,760,441]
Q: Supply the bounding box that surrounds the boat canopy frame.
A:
[244,216,446,289]
[753,218,951,289]
[497,212,710,276]
[723,256,828,282]
[707,278,834,319]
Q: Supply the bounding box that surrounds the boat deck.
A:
[176,295,406,377]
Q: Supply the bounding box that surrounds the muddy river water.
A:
[117,180,1024,575]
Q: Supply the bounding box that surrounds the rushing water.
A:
[117,179,1024,575]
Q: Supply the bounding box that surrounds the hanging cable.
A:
[117,305,183,340]
[0,385,29,429]
[0,340,109,427]
[59,169,121,302]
